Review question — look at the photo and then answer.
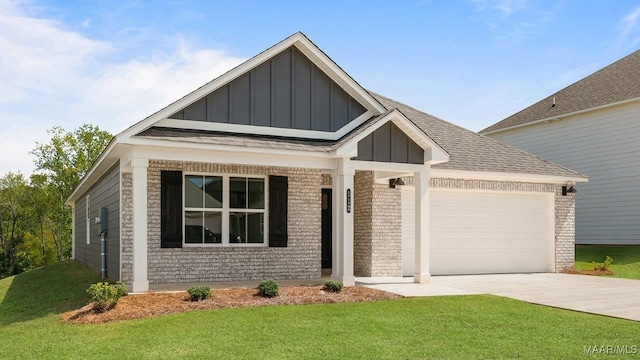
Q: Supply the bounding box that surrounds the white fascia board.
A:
[156,110,376,141]
[332,109,450,164]
[123,136,332,160]
[431,168,588,184]
[130,144,338,170]
[348,160,425,172]
[117,32,384,142]
[481,96,640,135]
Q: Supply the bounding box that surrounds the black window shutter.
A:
[161,171,183,248]
[269,175,288,247]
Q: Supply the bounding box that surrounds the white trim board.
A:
[157,110,376,141]
[431,168,587,185]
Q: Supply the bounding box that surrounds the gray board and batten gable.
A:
[170,46,367,132]
[356,121,424,164]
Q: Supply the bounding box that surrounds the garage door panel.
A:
[431,248,550,275]
[402,189,554,276]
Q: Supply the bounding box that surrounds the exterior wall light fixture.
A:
[389,177,405,189]
[562,181,577,196]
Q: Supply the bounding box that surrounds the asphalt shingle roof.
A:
[371,93,584,178]
[481,48,640,133]
[137,94,584,179]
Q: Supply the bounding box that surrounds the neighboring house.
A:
[481,49,640,245]
[67,32,586,292]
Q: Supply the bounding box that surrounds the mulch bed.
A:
[562,268,614,276]
[62,285,402,324]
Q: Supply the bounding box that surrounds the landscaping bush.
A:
[258,279,279,297]
[187,286,211,301]
[86,282,127,312]
[324,280,343,293]
[592,256,614,271]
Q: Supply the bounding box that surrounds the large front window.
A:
[184,174,266,245]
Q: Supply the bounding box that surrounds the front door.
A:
[321,189,332,269]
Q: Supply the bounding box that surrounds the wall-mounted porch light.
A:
[389,177,405,189]
[562,181,577,196]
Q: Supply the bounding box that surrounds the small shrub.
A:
[87,282,127,312]
[593,256,614,271]
[324,280,343,293]
[258,279,279,297]
[187,286,211,301]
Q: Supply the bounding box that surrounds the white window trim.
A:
[85,195,91,245]
[183,173,268,247]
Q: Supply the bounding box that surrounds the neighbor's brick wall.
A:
[354,171,402,277]
[146,161,322,284]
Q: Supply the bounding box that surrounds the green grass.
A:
[1,261,639,359]
[575,245,640,279]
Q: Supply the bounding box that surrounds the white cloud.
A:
[0,1,245,177]
[619,6,640,43]
[473,0,526,16]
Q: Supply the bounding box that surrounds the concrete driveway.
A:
[358,273,640,322]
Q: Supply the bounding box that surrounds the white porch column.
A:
[414,167,431,283]
[131,158,149,292]
[331,160,356,286]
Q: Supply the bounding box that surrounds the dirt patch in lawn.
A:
[562,268,614,276]
[62,285,401,324]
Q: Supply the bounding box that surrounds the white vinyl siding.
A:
[489,101,640,244]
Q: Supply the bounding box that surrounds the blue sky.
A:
[2,0,640,176]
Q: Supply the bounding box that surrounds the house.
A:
[67,32,586,292]
[481,49,640,245]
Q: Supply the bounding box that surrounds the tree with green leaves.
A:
[0,172,34,276]
[30,124,112,261]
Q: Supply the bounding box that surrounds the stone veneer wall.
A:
[554,185,575,271]
[120,160,322,286]
[425,177,576,272]
[353,171,402,277]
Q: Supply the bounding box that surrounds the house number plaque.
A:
[346,189,351,213]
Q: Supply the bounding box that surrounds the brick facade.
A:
[554,185,576,271]
[354,171,402,276]
[119,166,575,287]
[120,160,322,287]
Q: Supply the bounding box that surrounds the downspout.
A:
[98,207,108,280]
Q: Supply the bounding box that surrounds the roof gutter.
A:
[481,96,640,135]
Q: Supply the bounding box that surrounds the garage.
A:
[401,188,555,276]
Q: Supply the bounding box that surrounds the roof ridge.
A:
[481,47,640,133]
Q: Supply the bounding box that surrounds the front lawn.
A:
[575,245,640,280]
[0,261,639,359]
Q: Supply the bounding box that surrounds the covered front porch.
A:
[328,159,434,286]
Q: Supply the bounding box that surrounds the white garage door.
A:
[402,189,554,276]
